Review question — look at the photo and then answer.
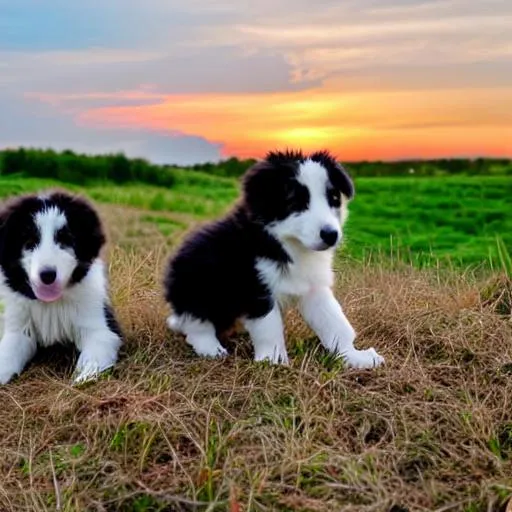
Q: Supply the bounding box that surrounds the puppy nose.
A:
[320,227,338,247]
[40,267,57,285]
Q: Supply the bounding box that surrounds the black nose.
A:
[320,227,338,247]
[40,268,57,285]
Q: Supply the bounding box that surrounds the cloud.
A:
[0,93,222,165]
[0,46,316,95]
[204,13,512,84]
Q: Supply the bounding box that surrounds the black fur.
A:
[242,153,309,224]
[0,190,106,299]
[104,303,123,338]
[164,150,354,334]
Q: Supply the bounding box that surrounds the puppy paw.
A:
[73,353,116,384]
[192,340,228,358]
[255,346,289,365]
[0,364,17,385]
[342,347,384,369]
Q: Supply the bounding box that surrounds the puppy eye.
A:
[23,236,38,250]
[283,180,309,212]
[22,228,39,250]
[55,228,74,247]
[284,183,298,202]
[327,189,341,208]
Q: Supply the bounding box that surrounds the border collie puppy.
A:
[0,190,122,384]
[164,150,384,369]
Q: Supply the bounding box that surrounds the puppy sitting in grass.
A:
[164,150,384,369]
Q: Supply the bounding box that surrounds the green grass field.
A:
[2,172,510,268]
[0,170,511,511]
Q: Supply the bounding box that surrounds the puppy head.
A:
[242,150,354,251]
[0,191,105,302]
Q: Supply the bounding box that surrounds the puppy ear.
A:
[0,199,27,273]
[242,155,299,223]
[0,201,16,258]
[331,163,355,200]
[242,160,276,222]
[51,192,106,262]
[310,150,355,199]
[0,205,9,254]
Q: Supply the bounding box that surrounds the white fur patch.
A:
[22,207,76,293]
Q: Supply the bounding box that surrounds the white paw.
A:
[196,344,228,358]
[0,363,17,385]
[190,338,228,358]
[342,347,384,369]
[255,346,289,365]
[73,354,116,384]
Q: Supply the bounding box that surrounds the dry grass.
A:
[0,204,511,512]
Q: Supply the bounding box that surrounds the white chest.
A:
[25,300,79,346]
[256,248,334,300]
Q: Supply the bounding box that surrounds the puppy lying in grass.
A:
[0,190,122,384]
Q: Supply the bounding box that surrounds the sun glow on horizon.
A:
[65,85,512,160]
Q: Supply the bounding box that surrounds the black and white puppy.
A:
[0,190,122,384]
[164,150,384,369]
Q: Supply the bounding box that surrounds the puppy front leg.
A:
[299,287,384,369]
[0,332,37,384]
[74,327,121,384]
[244,304,289,364]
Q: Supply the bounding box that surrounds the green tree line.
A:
[0,148,510,187]
[191,156,512,178]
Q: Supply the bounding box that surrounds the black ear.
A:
[331,162,354,199]
[0,198,36,297]
[0,195,40,280]
[242,153,300,223]
[0,204,11,258]
[50,192,106,262]
[242,160,279,222]
[0,197,29,262]
[310,150,355,199]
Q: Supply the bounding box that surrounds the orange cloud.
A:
[76,86,512,160]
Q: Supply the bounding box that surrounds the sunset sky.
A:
[1,0,511,164]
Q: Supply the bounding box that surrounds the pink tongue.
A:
[34,284,63,303]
